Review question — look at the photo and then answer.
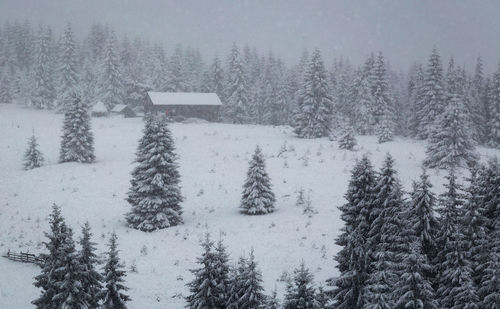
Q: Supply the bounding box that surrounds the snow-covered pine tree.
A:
[364,154,406,309]
[488,61,500,148]
[477,157,500,232]
[332,58,355,127]
[32,204,67,309]
[266,287,280,309]
[230,249,266,309]
[478,224,500,309]
[23,132,44,170]
[338,121,357,150]
[59,90,95,163]
[100,233,130,309]
[57,23,79,111]
[214,238,232,308]
[394,239,437,309]
[435,227,479,309]
[475,158,500,308]
[283,261,318,309]
[80,58,99,106]
[353,73,376,135]
[78,222,103,309]
[470,57,487,144]
[98,30,124,111]
[224,44,250,123]
[126,115,183,231]
[240,145,275,215]
[227,255,248,307]
[0,71,12,103]
[461,166,489,289]
[423,94,478,169]
[32,26,56,109]
[417,49,446,139]
[186,234,223,308]
[150,44,168,91]
[407,170,439,268]
[52,226,90,309]
[377,114,394,143]
[331,155,376,309]
[207,55,225,101]
[434,169,465,286]
[293,48,333,138]
[407,63,425,139]
[315,285,329,309]
[163,44,188,92]
[372,52,393,127]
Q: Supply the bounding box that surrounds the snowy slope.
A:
[0,104,498,308]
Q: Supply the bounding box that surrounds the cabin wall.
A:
[146,103,221,121]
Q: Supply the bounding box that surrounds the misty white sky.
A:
[1,0,500,70]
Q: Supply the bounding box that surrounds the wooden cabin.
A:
[144,92,222,122]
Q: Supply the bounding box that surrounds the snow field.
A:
[0,104,498,308]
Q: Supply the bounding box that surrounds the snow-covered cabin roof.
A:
[147,92,222,106]
[92,101,108,113]
[111,104,128,112]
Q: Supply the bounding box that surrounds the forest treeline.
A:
[0,21,499,148]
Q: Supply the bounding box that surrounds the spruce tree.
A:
[315,285,329,309]
[372,52,393,127]
[78,222,103,309]
[59,90,95,163]
[240,145,275,215]
[338,122,357,150]
[214,238,232,308]
[377,115,394,143]
[424,94,478,169]
[394,241,437,309]
[332,155,376,309]
[283,261,318,309]
[186,234,222,309]
[225,44,250,123]
[407,170,439,266]
[32,26,56,109]
[364,154,406,309]
[227,255,248,308]
[126,115,183,231]
[23,132,44,170]
[99,30,124,110]
[163,44,188,92]
[417,48,446,139]
[231,249,266,309]
[0,71,12,103]
[353,74,376,135]
[435,230,479,309]
[208,55,225,101]
[52,226,90,309]
[470,57,486,144]
[32,204,67,309]
[407,64,425,139]
[462,167,489,289]
[58,23,79,111]
[293,48,333,138]
[435,171,480,309]
[478,226,500,309]
[477,158,500,232]
[489,60,500,148]
[100,233,130,309]
[266,287,280,309]
[435,169,465,287]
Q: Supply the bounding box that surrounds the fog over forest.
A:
[2,0,500,69]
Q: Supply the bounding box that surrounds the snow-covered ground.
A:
[0,104,498,308]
